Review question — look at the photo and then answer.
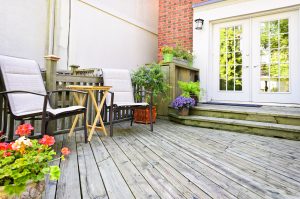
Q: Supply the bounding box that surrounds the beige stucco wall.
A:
[0,0,158,70]
[0,0,48,68]
[59,0,158,70]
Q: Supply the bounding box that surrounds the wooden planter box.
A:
[134,106,157,124]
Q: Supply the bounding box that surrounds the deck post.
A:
[44,55,60,133]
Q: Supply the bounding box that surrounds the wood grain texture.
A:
[43,119,300,199]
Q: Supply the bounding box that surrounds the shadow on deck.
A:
[43,119,300,199]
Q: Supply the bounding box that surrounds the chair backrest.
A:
[102,68,134,106]
[0,55,47,116]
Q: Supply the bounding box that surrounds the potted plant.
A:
[131,63,169,123]
[0,124,70,199]
[172,96,195,116]
[161,46,174,63]
[173,45,194,67]
[178,81,200,104]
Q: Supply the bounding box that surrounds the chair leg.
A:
[41,118,46,136]
[130,109,134,126]
[83,111,88,143]
[149,105,153,132]
[109,106,114,137]
[45,121,49,135]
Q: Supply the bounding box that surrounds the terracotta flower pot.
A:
[0,181,45,199]
[178,107,189,116]
[134,106,157,124]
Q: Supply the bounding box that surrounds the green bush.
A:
[131,63,169,102]
[178,81,200,98]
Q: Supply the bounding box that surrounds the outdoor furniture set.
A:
[0,55,153,142]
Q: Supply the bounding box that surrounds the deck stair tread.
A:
[192,104,300,118]
[169,113,300,133]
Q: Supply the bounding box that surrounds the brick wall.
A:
[158,0,205,60]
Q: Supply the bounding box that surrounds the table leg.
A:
[69,93,87,137]
[87,90,109,141]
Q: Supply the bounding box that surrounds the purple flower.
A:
[172,96,195,110]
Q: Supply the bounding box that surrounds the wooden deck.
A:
[43,119,300,199]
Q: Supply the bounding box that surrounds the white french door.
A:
[212,20,250,102]
[212,11,300,104]
[252,11,300,103]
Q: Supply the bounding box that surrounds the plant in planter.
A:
[178,81,201,103]
[173,45,194,67]
[131,63,169,123]
[0,124,69,198]
[172,96,195,116]
[161,46,174,63]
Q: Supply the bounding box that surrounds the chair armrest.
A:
[0,90,46,97]
[47,89,87,96]
[47,89,88,108]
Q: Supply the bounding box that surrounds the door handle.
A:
[253,65,259,68]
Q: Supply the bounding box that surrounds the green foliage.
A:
[161,45,194,63]
[50,166,60,181]
[173,45,194,62]
[131,63,169,103]
[161,46,174,55]
[0,138,60,196]
[178,81,200,98]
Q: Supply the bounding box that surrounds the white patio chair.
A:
[0,55,88,142]
[102,68,153,136]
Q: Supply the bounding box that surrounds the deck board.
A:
[43,119,300,199]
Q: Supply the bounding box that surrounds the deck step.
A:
[169,113,300,140]
[190,104,300,126]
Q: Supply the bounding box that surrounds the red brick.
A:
[158,0,206,60]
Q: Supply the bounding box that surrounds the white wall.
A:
[56,0,158,70]
[0,0,158,71]
[193,0,300,102]
[0,0,48,68]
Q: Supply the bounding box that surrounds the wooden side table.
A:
[66,85,111,141]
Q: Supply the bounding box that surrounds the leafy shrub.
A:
[131,63,169,102]
[178,81,200,98]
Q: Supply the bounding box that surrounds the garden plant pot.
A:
[173,57,188,66]
[0,181,45,199]
[134,106,157,124]
[190,94,198,105]
[163,53,173,63]
[178,107,189,116]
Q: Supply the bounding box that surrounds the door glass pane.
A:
[259,18,289,92]
[219,25,243,91]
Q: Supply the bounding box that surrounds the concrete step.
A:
[169,113,300,140]
[190,104,300,126]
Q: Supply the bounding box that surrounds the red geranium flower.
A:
[7,142,14,150]
[0,143,8,150]
[3,151,11,157]
[39,135,55,146]
[61,147,71,156]
[15,124,34,136]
